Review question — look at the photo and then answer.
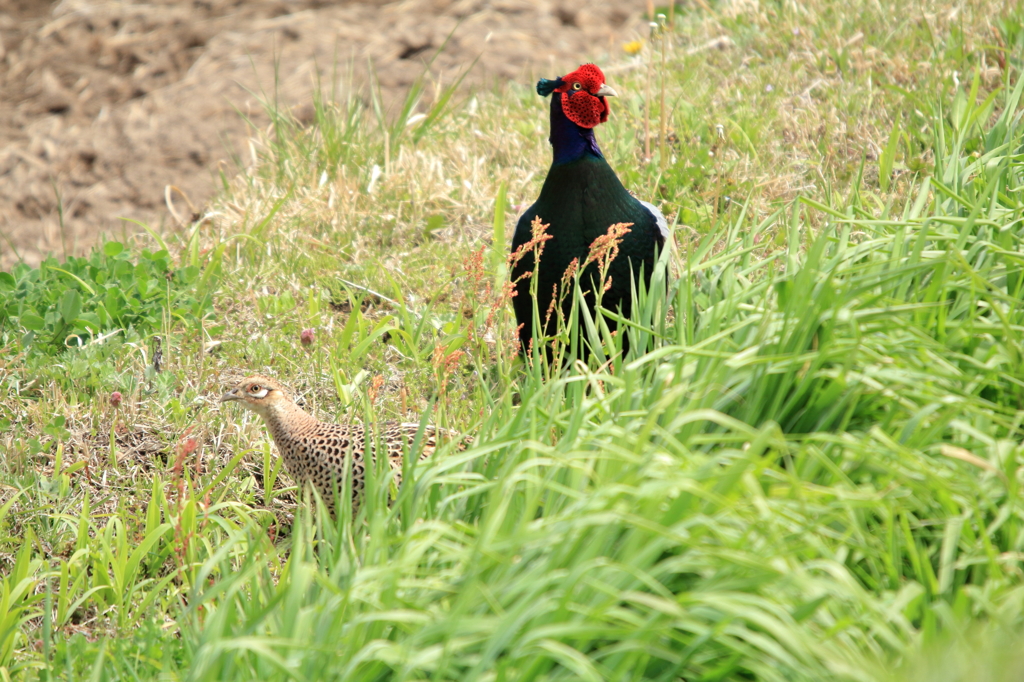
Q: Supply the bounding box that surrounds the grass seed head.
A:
[508,216,552,274]
[561,257,579,285]
[584,222,632,269]
[368,374,385,405]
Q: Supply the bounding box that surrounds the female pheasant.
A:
[221,375,447,514]
[511,63,668,357]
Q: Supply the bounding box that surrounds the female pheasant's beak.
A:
[220,388,240,403]
[596,84,617,97]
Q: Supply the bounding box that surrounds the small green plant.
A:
[0,241,217,355]
[0,523,45,675]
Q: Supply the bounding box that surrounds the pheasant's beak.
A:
[596,83,617,97]
[220,388,240,403]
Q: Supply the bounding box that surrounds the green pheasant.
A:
[511,63,668,357]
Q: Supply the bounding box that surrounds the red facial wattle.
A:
[554,63,612,129]
[560,91,608,128]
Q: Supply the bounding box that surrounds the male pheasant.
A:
[221,375,446,514]
[511,63,668,358]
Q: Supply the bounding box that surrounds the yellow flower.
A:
[623,40,643,55]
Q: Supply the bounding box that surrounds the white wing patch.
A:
[639,199,670,242]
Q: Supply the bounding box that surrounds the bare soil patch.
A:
[0,0,650,269]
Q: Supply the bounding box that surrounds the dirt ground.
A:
[0,0,653,269]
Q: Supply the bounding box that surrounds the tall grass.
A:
[152,73,1024,682]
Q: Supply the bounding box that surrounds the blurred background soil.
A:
[0,0,653,269]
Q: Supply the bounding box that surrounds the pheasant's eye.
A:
[572,82,582,90]
[249,384,261,393]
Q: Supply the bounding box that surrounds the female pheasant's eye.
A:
[572,82,582,90]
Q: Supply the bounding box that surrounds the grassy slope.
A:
[1,0,1024,679]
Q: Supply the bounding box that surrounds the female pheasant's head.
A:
[537,63,617,128]
[221,375,290,416]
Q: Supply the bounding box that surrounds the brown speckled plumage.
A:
[221,374,446,513]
